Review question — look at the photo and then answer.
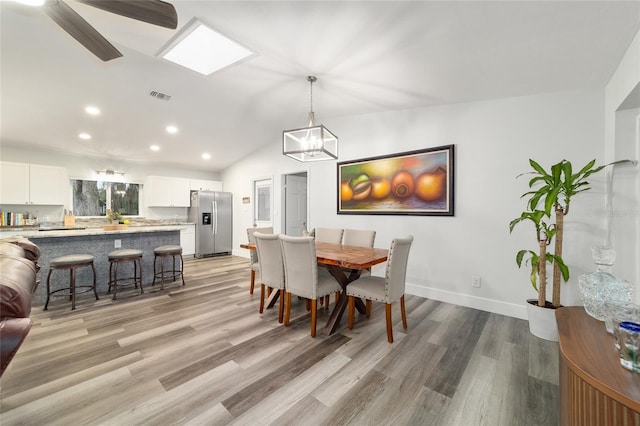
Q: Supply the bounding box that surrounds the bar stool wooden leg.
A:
[137,258,144,294]
[44,269,53,311]
[92,262,98,301]
[179,254,185,286]
[160,255,165,290]
[172,255,176,281]
[152,256,157,287]
[111,262,120,300]
[70,268,76,310]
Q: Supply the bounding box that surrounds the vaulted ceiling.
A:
[2,1,639,171]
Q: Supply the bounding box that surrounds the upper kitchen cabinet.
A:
[0,162,67,205]
[190,179,223,192]
[146,176,191,207]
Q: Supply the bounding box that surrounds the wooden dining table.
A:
[240,241,388,335]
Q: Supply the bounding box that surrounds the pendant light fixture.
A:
[283,76,338,162]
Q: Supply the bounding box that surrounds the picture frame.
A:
[337,144,455,216]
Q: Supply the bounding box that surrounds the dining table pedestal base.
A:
[322,265,366,335]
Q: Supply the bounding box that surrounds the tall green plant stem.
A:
[538,238,547,307]
[551,205,565,308]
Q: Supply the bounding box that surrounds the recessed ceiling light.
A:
[166,125,178,134]
[158,18,254,76]
[78,133,91,140]
[202,153,211,160]
[150,145,160,151]
[85,106,100,115]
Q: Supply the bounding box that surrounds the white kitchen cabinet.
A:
[190,179,223,192]
[180,224,196,257]
[0,162,66,205]
[29,164,68,204]
[146,176,191,207]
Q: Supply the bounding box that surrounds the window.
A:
[254,178,272,226]
[72,180,139,216]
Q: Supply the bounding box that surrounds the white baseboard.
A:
[406,283,528,320]
[233,249,250,258]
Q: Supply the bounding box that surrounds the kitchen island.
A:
[2,226,185,306]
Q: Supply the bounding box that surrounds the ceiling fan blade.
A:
[77,0,178,29]
[45,0,122,61]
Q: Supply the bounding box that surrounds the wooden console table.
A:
[556,306,640,425]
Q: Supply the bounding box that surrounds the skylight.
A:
[158,18,254,75]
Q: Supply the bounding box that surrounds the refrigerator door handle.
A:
[212,201,217,234]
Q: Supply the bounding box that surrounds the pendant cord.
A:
[307,75,316,114]
[309,79,314,113]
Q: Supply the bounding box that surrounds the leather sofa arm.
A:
[0,317,32,377]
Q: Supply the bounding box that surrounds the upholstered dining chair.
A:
[254,232,285,323]
[342,229,376,248]
[314,227,344,244]
[346,235,413,343]
[336,228,377,303]
[279,235,342,337]
[246,226,273,294]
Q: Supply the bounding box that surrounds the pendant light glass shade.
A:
[283,76,338,162]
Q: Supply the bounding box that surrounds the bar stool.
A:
[44,254,99,310]
[108,249,144,300]
[152,245,185,289]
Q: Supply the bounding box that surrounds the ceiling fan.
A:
[29,0,178,61]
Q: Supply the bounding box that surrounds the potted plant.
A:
[106,209,123,224]
[510,159,622,340]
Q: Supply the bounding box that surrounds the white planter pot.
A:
[526,299,559,342]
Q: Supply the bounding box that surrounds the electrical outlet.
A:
[472,276,481,288]
[114,239,121,248]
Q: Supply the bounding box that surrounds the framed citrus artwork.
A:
[337,145,455,216]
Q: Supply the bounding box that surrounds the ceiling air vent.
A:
[149,90,172,101]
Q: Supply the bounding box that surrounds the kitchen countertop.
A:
[0,224,191,239]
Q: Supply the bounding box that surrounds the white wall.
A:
[223,89,609,319]
[605,28,640,302]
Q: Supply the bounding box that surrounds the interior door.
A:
[284,173,308,236]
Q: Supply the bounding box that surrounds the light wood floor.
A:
[0,256,559,425]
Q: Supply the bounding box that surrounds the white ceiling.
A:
[1,1,639,172]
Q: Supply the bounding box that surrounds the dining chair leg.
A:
[385,303,393,343]
[400,295,408,329]
[259,284,265,313]
[366,300,372,318]
[347,296,355,329]
[284,292,292,326]
[278,289,285,323]
[250,270,255,294]
[310,299,317,337]
[305,299,311,312]
[335,292,340,304]
[324,295,329,309]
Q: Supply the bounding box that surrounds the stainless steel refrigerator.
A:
[188,191,232,258]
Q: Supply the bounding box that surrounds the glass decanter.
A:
[578,246,632,321]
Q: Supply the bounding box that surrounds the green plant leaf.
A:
[544,186,560,214]
[550,161,563,184]
[547,254,570,282]
[575,159,596,177]
[529,159,547,176]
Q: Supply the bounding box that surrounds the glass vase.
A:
[578,246,632,321]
